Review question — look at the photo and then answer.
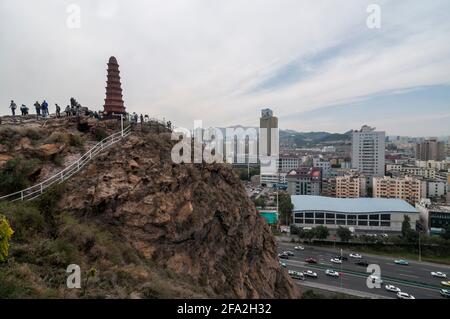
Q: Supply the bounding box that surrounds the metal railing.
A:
[0,125,132,202]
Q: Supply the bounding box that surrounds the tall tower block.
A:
[103,56,126,115]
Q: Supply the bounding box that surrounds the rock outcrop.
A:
[60,131,299,299]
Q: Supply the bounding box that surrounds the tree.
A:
[401,215,412,238]
[278,192,294,226]
[314,226,329,240]
[253,196,267,209]
[441,224,450,241]
[401,215,418,242]
[303,229,316,242]
[0,215,14,263]
[337,226,352,242]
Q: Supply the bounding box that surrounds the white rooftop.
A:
[291,196,418,214]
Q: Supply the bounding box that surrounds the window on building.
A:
[369,221,379,226]
[370,214,380,220]
[295,219,304,224]
[315,213,324,219]
[294,213,304,218]
[336,214,346,220]
[381,221,391,227]
[315,219,324,225]
[347,220,356,226]
[381,214,391,221]
[358,215,368,220]
[326,213,335,219]
[358,220,368,226]
[305,213,314,218]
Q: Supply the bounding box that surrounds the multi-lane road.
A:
[277,242,450,299]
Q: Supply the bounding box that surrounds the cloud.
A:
[0,0,449,135]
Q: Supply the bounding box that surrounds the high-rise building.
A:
[259,109,278,157]
[260,109,279,185]
[415,138,445,161]
[351,125,385,186]
[373,176,422,205]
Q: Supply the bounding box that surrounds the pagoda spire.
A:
[103,56,126,115]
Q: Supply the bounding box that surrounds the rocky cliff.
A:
[59,130,298,298]
[0,116,298,299]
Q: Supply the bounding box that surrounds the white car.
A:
[325,269,340,277]
[331,258,342,264]
[385,284,401,293]
[397,292,415,299]
[303,270,318,278]
[349,253,362,259]
[431,272,447,279]
[294,246,305,251]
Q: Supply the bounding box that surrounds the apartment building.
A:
[373,176,422,205]
[336,175,367,198]
[287,167,322,196]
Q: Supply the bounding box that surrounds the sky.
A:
[1,0,450,136]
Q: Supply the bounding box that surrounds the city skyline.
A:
[1,0,450,136]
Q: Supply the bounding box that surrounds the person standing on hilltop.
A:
[41,100,48,117]
[9,100,17,117]
[20,104,28,116]
[65,105,70,117]
[55,104,61,118]
[34,101,41,119]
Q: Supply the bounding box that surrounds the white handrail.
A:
[0,125,132,202]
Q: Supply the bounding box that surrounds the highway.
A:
[277,242,450,299]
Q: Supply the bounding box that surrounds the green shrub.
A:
[93,128,108,141]
[69,134,84,147]
[0,202,44,242]
[0,157,40,195]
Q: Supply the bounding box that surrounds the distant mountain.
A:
[280,130,352,148]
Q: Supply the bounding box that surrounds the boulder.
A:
[35,143,66,157]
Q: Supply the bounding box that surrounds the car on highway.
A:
[397,292,415,299]
[336,255,348,261]
[294,246,304,251]
[349,253,362,259]
[431,271,447,279]
[279,261,287,268]
[278,253,289,259]
[394,259,409,266]
[369,275,383,285]
[441,281,450,287]
[331,258,342,264]
[385,284,401,293]
[285,251,295,257]
[303,270,318,278]
[440,289,450,298]
[355,260,369,267]
[325,269,340,277]
[305,258,318,264]
[288,270,305,281]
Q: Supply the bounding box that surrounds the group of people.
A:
[7,98,97,120]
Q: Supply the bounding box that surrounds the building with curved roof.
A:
[291,195,419,233]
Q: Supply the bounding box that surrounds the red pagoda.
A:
[103,56,126,115]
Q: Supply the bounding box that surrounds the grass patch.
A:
[0,157,41,195]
